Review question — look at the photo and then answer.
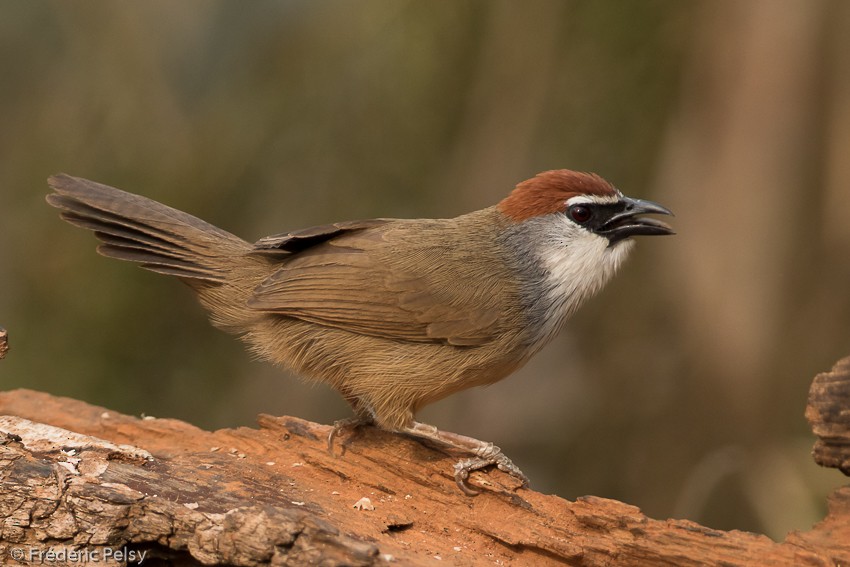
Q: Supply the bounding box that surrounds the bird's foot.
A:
[453,449,530,496]
[327,416,371,456]
[403,421,530,495]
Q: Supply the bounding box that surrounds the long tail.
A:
[46,174,262,331]
[47,174,252,282]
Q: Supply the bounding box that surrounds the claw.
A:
[453,454,529,495]
[495,454,530,487]
[328,417,369,456]
[454,459,484,496]
[402,421,531,495]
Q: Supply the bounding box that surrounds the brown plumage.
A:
[46,170,673,494]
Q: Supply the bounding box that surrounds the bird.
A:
[46,169,673,494]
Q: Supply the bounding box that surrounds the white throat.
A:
[526,214,634,349]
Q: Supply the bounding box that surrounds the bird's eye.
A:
[568,205,592,224]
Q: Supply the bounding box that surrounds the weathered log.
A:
[807,356,850,476]
[0,326,8,359]
[0,357,848,565]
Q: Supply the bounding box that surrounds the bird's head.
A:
[496,169,674,344]
[498,169,674,247]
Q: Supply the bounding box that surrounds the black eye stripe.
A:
[565,202,629,231]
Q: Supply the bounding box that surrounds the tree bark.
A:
[0,357,848,566]
[0,326,8,359]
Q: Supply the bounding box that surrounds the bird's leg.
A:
[327,416,373,456]
[328,395,374,456]
[403,421,530,495]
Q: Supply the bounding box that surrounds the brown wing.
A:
[252,219,391,255]
[247,220,502,346]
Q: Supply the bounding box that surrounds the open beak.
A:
[598,197,675,246]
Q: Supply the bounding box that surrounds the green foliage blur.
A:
[1,0,848,538]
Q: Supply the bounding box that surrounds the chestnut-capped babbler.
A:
[47,170,673,494]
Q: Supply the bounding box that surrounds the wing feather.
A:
[247,219,504,346]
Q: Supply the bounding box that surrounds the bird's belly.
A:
[246,316,530,426]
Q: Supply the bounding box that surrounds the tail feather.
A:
[97,242,222,280]
[57,205,194,255]
[47,174,251,283]
[91,230,188,259]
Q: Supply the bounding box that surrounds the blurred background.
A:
[1,0,848,539]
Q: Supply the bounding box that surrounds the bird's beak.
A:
[598,196,675,245]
